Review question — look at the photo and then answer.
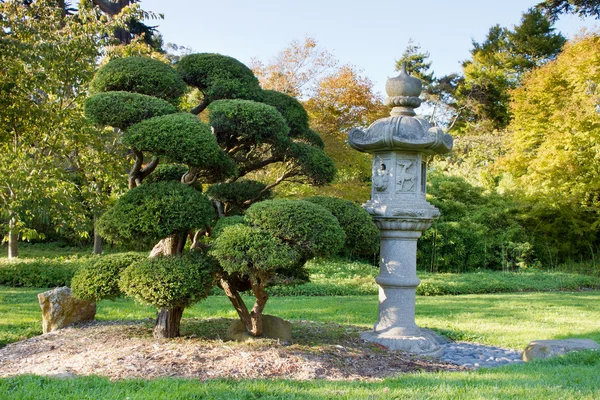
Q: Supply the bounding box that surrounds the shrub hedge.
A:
[0,260,80,288]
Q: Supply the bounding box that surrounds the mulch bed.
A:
[0,319,464,381]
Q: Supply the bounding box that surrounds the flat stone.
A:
[227,315,292,343]
[522,339,599,361]
[38,287,96,334]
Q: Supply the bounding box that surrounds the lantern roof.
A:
[348,63,453,155]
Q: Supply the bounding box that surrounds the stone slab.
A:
[228,314,292,344]
[522,339,599,361]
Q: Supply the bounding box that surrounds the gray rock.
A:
[522,339,599,361]
[38,287,96,333]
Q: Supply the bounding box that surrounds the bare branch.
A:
[190,96,210,115]
[139,156,159,181]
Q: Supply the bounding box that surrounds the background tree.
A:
[394,39,462,130]
[537,0,600,21]
[249,36,337,98]
[0,0,131,259]
[90,0,163,48]
[395,39,435,94]
[453,9,566,133]
[498,31,600,216]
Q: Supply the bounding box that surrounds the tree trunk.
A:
[154,306,184,338]
[93,215,102,255]
[8,218,18,260]
[219,277,253,332]
[248,275,269,337]
[92,0,133,44]
[93,231,103,255]
[220,275,269,337]
[149,233,187,257]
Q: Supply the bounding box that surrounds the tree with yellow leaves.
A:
[500,31,600,213]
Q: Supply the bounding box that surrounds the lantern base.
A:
[360,328,445,357]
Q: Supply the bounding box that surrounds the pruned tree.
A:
[82,54,337,337]
[211,200,345,336]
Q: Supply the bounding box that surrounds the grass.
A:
[2,244,600,398]
[2,288,599,399]
[2,287,599,349]
[0,351,599,399]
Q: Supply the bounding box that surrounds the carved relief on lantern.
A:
[395,159,416,193]
[373,155,390,192]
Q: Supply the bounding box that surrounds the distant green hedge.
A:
[0,260,82,287]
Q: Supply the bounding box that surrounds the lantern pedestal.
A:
[360,219,444,356]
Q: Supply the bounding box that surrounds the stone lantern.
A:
[348,64,453,356]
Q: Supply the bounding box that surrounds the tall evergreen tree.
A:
[537,0,600,21]
[454,8,566,133]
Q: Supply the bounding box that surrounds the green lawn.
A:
[1,287,599,399]
[2,287,599,349]
[1,351,599,399]
[2,245,600,399]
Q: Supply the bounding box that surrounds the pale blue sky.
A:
[142,0,597,95]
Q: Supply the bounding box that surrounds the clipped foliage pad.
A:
[84,91,177,130]
[210,215,246,239]
[96,181,215,249]
[177,53,261,102]
[124,113,237,178]
[119,252,215,309]
[306,196,380,257]
[211,224,301,276]
[259,90,311,138]
[90,57,186,105]
[144,164,189,184]
[290,143,337,186]
[297,128,325,149]
[208,99,289,148]
[205,180,271,215]
[245,199,345,258]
